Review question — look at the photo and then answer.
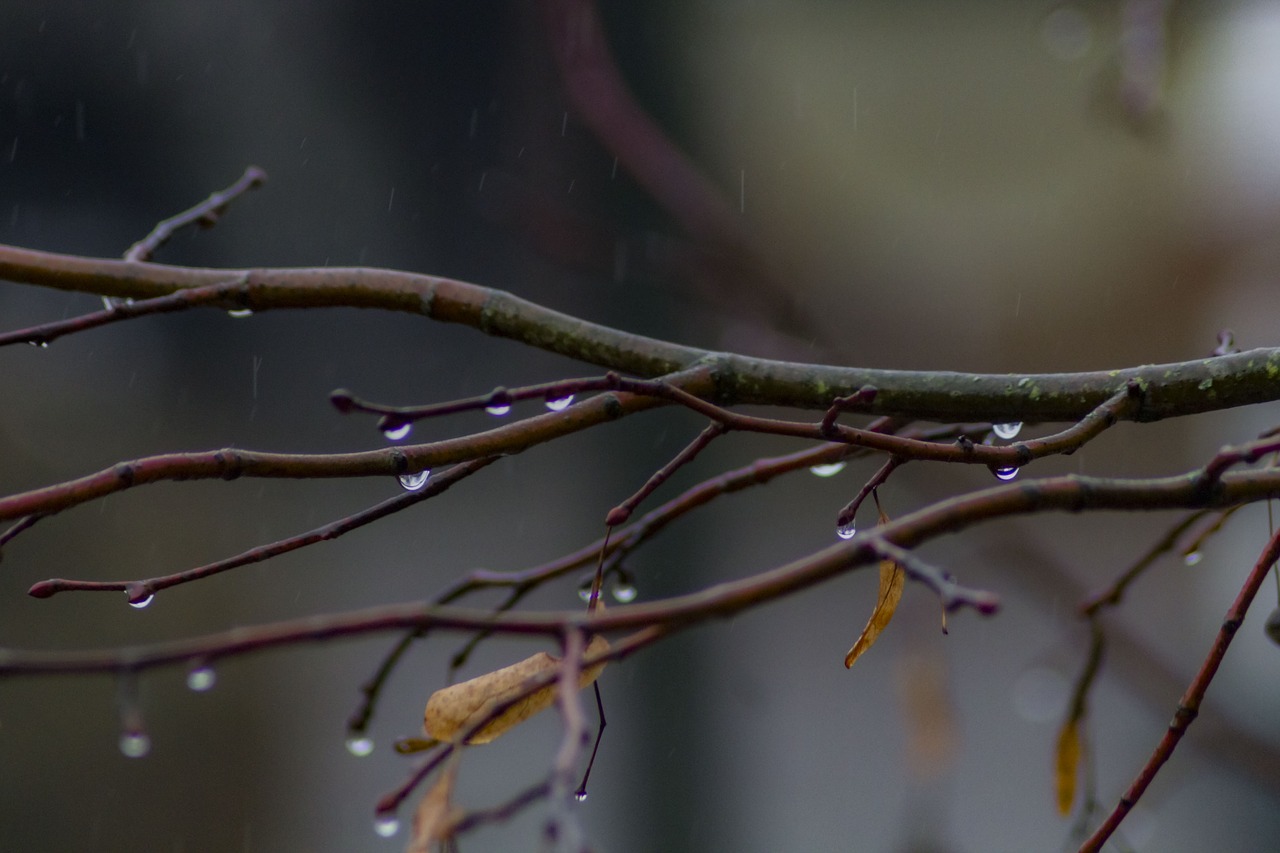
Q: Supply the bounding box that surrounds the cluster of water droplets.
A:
[578,578,638,603]
[990,422,1024,481]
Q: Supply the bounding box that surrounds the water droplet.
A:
[397,470,431,491]
[992,422,1023,440]
[227,307,254,318]
[484,403,511,416]
[128,593,155,609]
[373,816,399,838]
[1183,550,1203,567]
[119,731,151,758]
[578,586,595,603]
[346,735,375,757]
[545,394,574,412]
[836,522,857,540]
[809,461,847,478]
[382,421,411,441]
[994,467,1019,481]
[187,666,216,692]
[28,340,49,349]
[102,295,133,311]
[611,583,637,603]
[574,791,588,802]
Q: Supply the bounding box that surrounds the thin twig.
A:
[1079,523,1280,852]
[27,458,496,599]
[10,463,1280,678]
[125,166,267,262]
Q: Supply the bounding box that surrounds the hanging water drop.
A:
[187,666,216,692]
[1183,550,1203,567]
[545,394,574,412]
[128,592,155,609]
[119,731,151,758]
[484,403,511,416]
[611,582,637,603]
[809,461,847,478]
[574,791,588,802]
[836,522,857,540]
[346,735,375,757]
[226,307,254,318]
[382,421,412,441]
[994,467,1019,481]
[398,469,431,491]
[578,586,594,603]
[102,295,133,311]
[373,816,400,838]
[992,422,1023,440]
[28,340,49,349]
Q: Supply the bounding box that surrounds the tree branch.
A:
[3,243,1279,421]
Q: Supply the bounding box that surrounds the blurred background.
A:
[3,1,1280,850]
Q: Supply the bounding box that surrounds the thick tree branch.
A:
[4,243,1280,421]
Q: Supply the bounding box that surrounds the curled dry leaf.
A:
[424,634,610,744]
[845,509,905,668]
[1055,718,1081,816]
[407,758,461,853]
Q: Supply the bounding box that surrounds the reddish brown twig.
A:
[1079,523,1280,852]
[125,166,267,262]
[27,458,496,600]
[606,422,727,527]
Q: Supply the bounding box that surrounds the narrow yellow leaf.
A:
[845,510,905,668]
[1055,718,1081,816]
[424,634,609,744]
[845,558,905,667]
[407,759,461,852]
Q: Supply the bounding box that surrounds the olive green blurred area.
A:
[3,2,1280,851]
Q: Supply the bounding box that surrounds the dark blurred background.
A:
[3,2,1280,851]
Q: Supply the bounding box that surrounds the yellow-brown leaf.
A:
[424,634,609,744]
[1055,719,1081,816]
[845,556,905,667]
[407,759,461,852]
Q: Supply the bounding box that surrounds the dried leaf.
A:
[424,634,609,744]
[1055,718,1081,816]
[845,511,905,668]
[407,759,461,852]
